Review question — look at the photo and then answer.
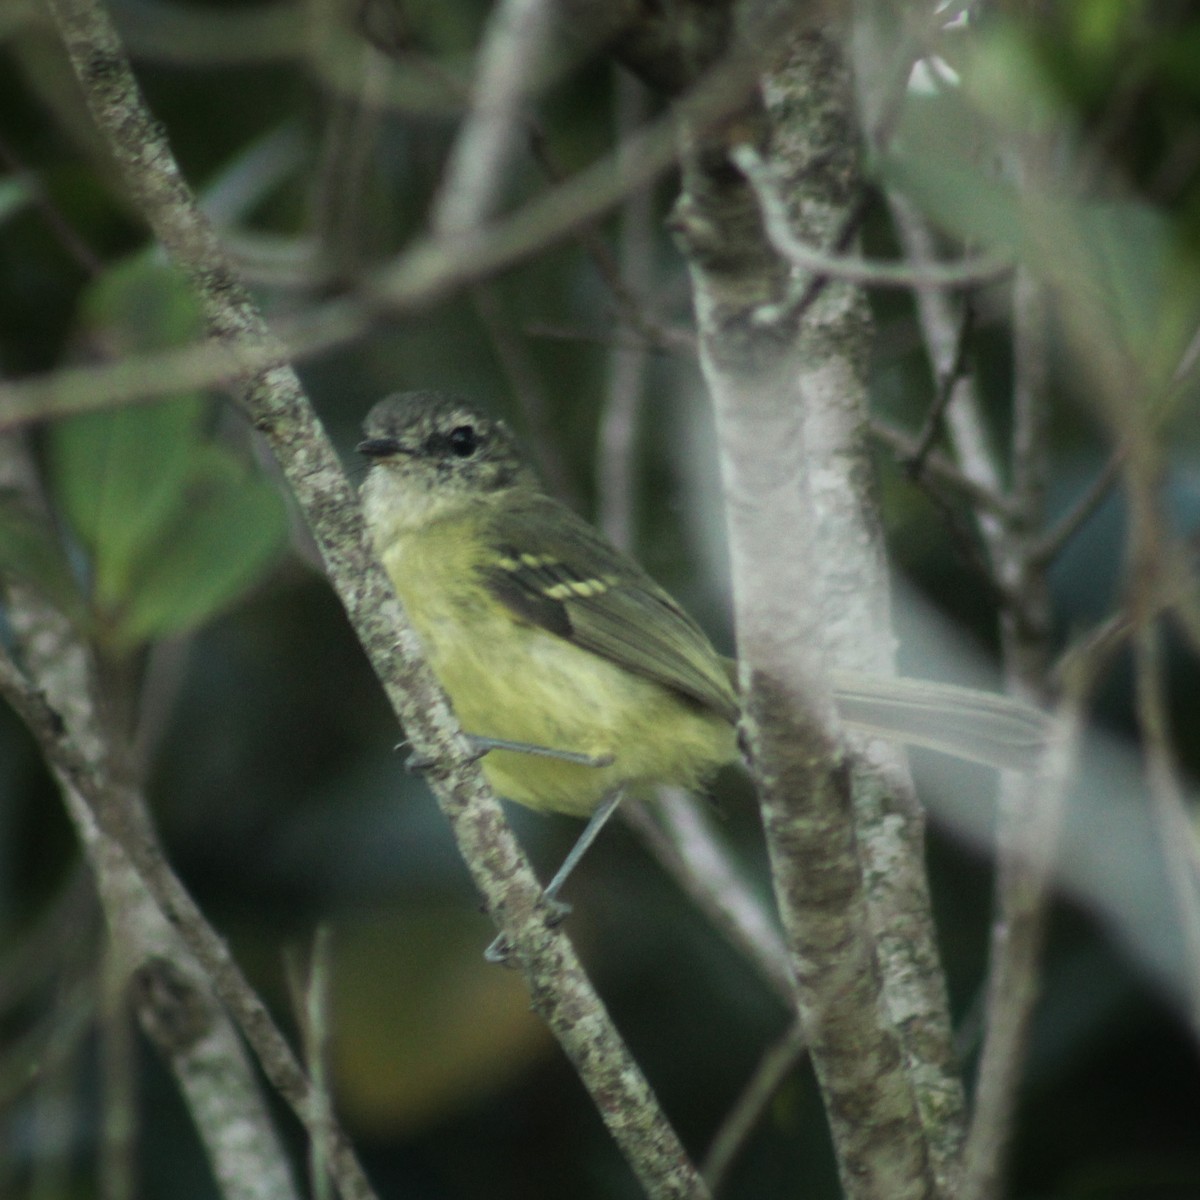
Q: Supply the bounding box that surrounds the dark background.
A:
[3,1,1200,1196]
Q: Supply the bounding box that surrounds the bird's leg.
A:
[543,788,624,904]
[484,789,625,965]
[401,735,615,774]
[466,735,616,768]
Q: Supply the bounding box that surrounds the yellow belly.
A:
[381,525,735,817]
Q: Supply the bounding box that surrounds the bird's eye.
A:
[447,424,479,458]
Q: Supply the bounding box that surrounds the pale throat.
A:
[361,465,468,541]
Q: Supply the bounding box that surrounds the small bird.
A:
[357,391,1044,890]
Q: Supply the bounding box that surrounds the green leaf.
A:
[0,178,31,227]
[1019,197,1200,394]
[0,495,84,623]
[46,396,207,610]
[43,254,287,653]
[882,151,1024,255]
[111,445,288,648]
[885,121,1200,392]
[880,82,1023,253]
[46,255,215,612]
[77,255,205,354]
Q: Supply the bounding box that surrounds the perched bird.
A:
[358,391,1044,894]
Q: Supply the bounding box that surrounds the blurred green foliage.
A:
[1,256,289,653]
[2,1,1200,1198]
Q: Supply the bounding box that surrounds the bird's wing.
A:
[480,492,738,723]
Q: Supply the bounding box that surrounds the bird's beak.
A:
[356,437,404,459]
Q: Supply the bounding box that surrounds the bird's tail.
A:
[831,671,1047,772]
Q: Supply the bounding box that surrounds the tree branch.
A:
[674,25,947,1200]
[429,0,556,235]
[623,791,794,1004]
[0,609,308,1200]
[733,144,1011,291]
[36,0,709,1193]
[0,31,760,432]
[959,670,1095,1200]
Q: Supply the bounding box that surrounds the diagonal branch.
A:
[36,0,712,1195]
[430,0,557,235]
[0,631,369,1200]
[0,31,761,432]
[0,436,306,1200]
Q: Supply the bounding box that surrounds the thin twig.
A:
[895,459,1021,614]
[98,954,137,1200]
[597,70,655,551]
[0,43,756,431]
[1170,320,1200,387]
[765,190,874,327]
[368,48,763,308]
[622,792,793,1005]
[1132,606,1200,1042]
[1007,262,1053,634]
[888,182,1052,1200]
[905,300,975,477]
[523,320,695,355]
[0,866,96,1017]
[526,119,687,359]
[430,0,555,235]
[733,144,1012,290]
[702,1018,806,1195]
[960,241,1056,1200]
[0,432,305,1200]
[959,670,1094,1200]
[364,23,687,358]
[1165,546,1200,660]
[306,8,388,281]
[0,130,104,275]
[26,982,86,1197]
[0,972,96,1113]
[868,418,1014,519]
[1029,448,1125,567]
[468,283,575,505]
[0,642,355,1200]
[887,195,1007,524]
[0,300,363,429]
[287,927,336,1200]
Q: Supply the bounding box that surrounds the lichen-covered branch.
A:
[672,22,948,1200]
[0,605,307,1200]
[0,579,372,1200]
[0,432,306,1200]
[36,0,709,1194]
